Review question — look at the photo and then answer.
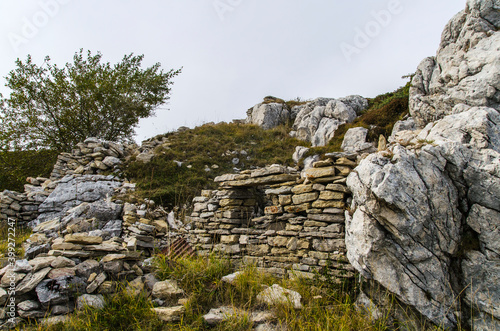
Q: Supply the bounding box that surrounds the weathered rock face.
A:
[33,175,123,226]
[291,96,368,147]
[341,127,376,153]
[246,102,291,130]
[409,0,500,127]
[346,107,500,329]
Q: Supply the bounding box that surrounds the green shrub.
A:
[0,149,59,192]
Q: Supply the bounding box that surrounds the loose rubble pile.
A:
[50,137,132,180]
[187,155,358,279]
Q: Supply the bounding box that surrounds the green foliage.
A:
[0,49,181,151]
[0,149,58,191]
[124,122,307,209]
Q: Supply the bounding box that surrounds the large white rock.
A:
[346,107,500,329]
[341,127,376,153]
[256,284,302,309]
[292,96,368,147]
[152,280,184,299]
[32,174,123,226]
[292,146,310,163]
[246,102,290,130]
[410,0,500,127]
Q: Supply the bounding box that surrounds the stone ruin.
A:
[187,154,358,280]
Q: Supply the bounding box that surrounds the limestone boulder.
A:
[33,175,122,226]
[346,107,500,329]
[256,284,302,309]
[246,102,290,130]
[152,280,184,300]
[341,127,376,153]
[409,0,500,127]
[292,96,368,147]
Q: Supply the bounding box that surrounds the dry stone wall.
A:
[187,153,359,280]
[50,137,132,180]
[0,138,132,226]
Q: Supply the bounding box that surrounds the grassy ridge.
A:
[124,123,307,209]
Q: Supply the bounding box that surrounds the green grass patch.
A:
[20,254,473,330]
[152,255,389,331]
[35,287,165,331]
[0,149,59,192]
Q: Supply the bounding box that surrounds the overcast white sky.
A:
[0,0,465,143]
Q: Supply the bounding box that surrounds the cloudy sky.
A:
[0,0,465,142]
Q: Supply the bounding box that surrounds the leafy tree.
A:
[0,49,181,151]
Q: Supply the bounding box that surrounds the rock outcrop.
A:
[346,1,500,329]
[33,175,123,226]
[347,107,500,329]
[291,96,368,147]
[410,0,500,127]
[246,95,368,147]
[246,100,291,130]
[340,127,376,154]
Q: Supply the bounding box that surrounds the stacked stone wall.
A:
[187,153,359,280]
[0,138,131,226]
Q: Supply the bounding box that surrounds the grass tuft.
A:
[0,222,32,258]
[35,287,164,331]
